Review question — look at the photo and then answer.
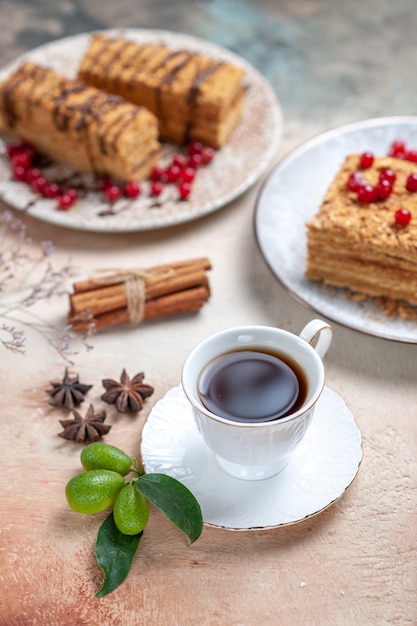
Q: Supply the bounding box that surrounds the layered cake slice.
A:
[0,61,161,181]
[306,152,417,310]
[77,34,246,148]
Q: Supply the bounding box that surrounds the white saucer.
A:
[140,385,362,531]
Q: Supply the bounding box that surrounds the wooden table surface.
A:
[0,2,416,625]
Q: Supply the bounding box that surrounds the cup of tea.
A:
[181,319,333,480]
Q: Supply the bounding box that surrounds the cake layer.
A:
[306,246,417,304]
[77,34,246,148]
[0,61,161,181]
[306,153,417,307]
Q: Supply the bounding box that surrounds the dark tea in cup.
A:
[198,348,308,423]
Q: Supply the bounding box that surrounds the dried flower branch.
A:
[0,210,96,359]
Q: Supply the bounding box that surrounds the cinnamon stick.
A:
[72,257,212,294]
[69,258,211,332]
[70,268,209,316]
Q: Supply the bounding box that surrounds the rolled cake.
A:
[306,153,417,308]
[77,34,246,148]
[0,61,161,181]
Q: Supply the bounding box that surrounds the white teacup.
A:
[181,320,333,480]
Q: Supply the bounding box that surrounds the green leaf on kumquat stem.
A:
[136,473,203,544]
[95,512,143,597]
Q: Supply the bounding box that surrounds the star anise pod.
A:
[47,368,92,410]
[58,404,111,443]
[101,369,154,413]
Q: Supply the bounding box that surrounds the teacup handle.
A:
[299,319,333,359]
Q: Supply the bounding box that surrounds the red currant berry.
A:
[150,181,163,196]
[25,167,42,183]
[12,152,32,169]
[357,184,377,203]
[347,171,364,192]
[43,182,61,198]
[395,208,411,226]
[406,173,417,192]
[150,167,164,181]
[188,153,203,169]
[379,168,396,185]
[375,179,392,200]
[178,181,191,200]
[12,165,27,181]
[188,141,204,155]
[57,193,75,210]
[406,149,417,163]
[201,146,215,164]
[32,175,47,194]
[166,164,182,183]
[359,152,374,169]
[389,140,406,159]
[178,167,196,184]
[124,181,141,198]
[172,154,188,168]
[105,184,122,202]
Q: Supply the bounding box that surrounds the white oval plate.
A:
[141,385,362,531]
[255,116,417,343]
[0,28,282,232]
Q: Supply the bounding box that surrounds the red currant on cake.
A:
[395,208,411,226]
[357,184,377,203]
[406,173,417,192]
[379,168,396,185]
[389,140,407,159]
[375,179,393,200]
[359,151,374,169]
[347,171,364,192]
[406,149,417,163]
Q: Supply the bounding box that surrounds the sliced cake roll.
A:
[77,34,246,148]
[0,61,161,181]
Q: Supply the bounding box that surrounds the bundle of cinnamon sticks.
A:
[69,257,211,332]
